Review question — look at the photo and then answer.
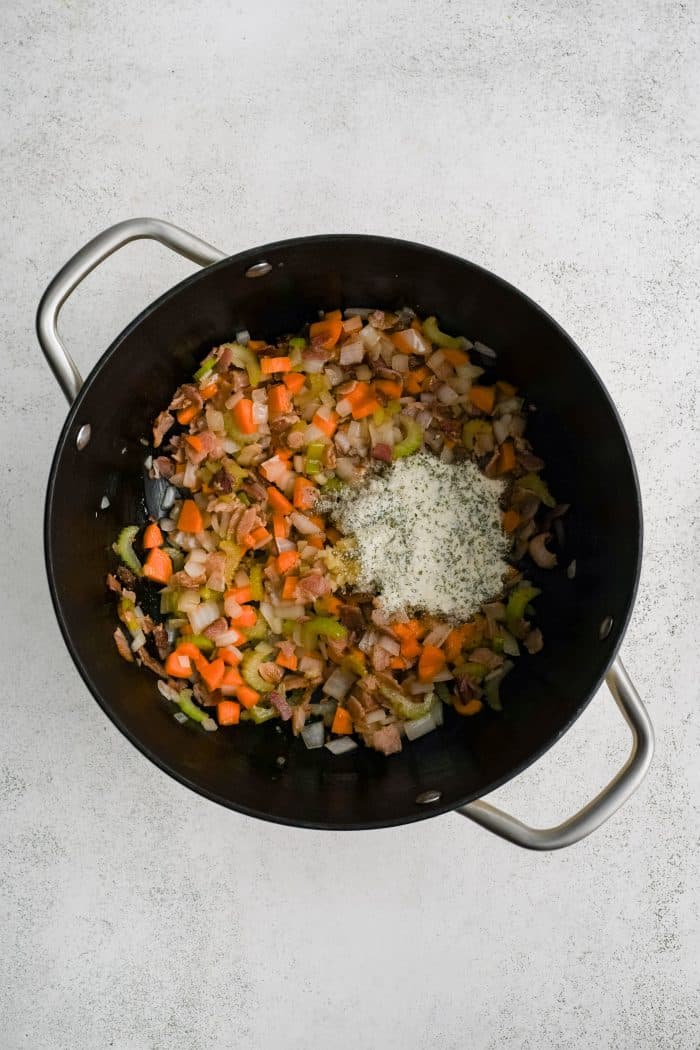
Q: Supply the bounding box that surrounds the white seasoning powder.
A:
[329,451,509,620]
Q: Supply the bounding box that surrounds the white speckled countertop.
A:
[2,2,698,1047]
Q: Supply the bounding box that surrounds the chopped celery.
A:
[421,315,462,350]
[506,584,541,626]
[243,620,268,642]
[159,589,178,615]
[241,646,275,692]
[199,586,215,602]
[492,636,505,654]
[454,661,488,682]
[289,336,307,349]
[219,540,243,585]
[321,476,344,494]
[162,546,185,572]
[435,682,453,705]
[305,460,322,476]
[113,525,142,575]
[194,355,217,382]
[241,705,279,724]
[228,342,262,387]
[118,597,140,635]
[281,619,298,638]
[238,493,251,506]
[249,563,263,602]
[376,678,435,720]
[306,440,326,460]
[372,407,385,425]
[341,652,366,677]
[301,617,347,651]
[308,374,329,396]
[185,634,215,652]
[385,399,402,416]
[517,473,556,508]
[462,419,491,451]
[176,689,209,724]
[393,416,423,459]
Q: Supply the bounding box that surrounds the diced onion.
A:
[323,666,357,700]
[290,511,321,535]
[130,630,147,651]
[404,713,437,741]
[161,486,177,510]
[301,721,325,749]
[252,402,268,425]
[188,600,221,633]
[236,329,250,345]
[212,629,240,647]
[340,341,365,366]
[173,711,188,724]
[474,340,497,359]
[100,495,110,510]
[325,737,358,755]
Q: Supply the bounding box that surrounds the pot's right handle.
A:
[36,218,227,404]
[457,658,653,850]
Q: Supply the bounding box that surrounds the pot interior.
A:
[45,236,641,828]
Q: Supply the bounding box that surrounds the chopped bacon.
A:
[153,411,174,448]
[113,627,133,662]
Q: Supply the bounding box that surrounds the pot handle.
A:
[456,658,653,849]
[36,218,227,403]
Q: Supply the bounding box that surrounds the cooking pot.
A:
[37,218,654,848]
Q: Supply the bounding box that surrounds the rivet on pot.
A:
[245,261,272,279]
[599,615,614,640]
[76,424,91,450]
[416,789,442,805]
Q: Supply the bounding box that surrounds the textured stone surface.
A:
[1,1,698,1047]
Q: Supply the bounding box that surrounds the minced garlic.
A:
[327,451,509,620]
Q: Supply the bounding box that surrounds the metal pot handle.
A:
[457,657,653,849]
[36,218,227,403]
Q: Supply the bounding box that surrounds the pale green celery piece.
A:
[421,315,463,350]
[113,525,142,575]
[393,417,423,459]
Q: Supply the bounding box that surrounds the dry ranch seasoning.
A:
[327,451,510,621]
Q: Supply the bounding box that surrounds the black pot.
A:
[38,219,653,847]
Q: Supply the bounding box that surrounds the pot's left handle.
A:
[36,218,228,404]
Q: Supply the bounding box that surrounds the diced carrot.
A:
[502,508,521,534]
[267,486,294,515]
[375,378,403,400]
[403,367,429,395]
[277,550,300,574]
[444,622,480,662]
[200,382,218,400]
[221,666,243,686]
[468,385,496,414]
[178,499,203,533]
[309,318,343,349]
[352,396,381,420]
[165,651,193,679]
[176,404,199,425]
[261,356,292,374]
[418,644,446,682]
[227,586,253,604]
[175,642,203,661]
[306,535,324,549]
[293,476,318,510]
[342,315,363,334]
[498,440,517,474]
[344,381,372,408]
[217,700,240,726]
[497,380,518,398]
[323,309,342,322]
[236,684,260,709]
[389,656,407,671]
[275,648,298,671]
[272,513,290,539]
[143,547,173,584]
[454,697,483,717]
[247,339,266,350]
[322,594,342,615]
[230,606,257,629]
[442,348,470,367]
[199,657,225,692]
[143,523,163,549]
[331,706,353,735]
[185,434,204,453]
[268,384,292,417]
[281,576,299,601]
[232,397,256,434]
[283,372,306,394]
[224,626,247,646]
[219,648,242,667]
[249,526,272,549]
[312,410,339,438]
